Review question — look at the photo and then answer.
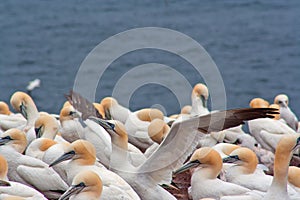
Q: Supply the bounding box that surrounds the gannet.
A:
[25,114,70,182]
[248,98,295,152]
[10,91,40,144]
[49,139,141,200]
[33,114,67,143]
[0,154,47,199]
[101,97,131,123]
[59,105,84,142]
[0,128,68,199]
[59,170,103,200]
[274,94,299,131]
[190,83,209,116]
[96,107,278,200]
[223,147,270,192]
[174,147,250,199]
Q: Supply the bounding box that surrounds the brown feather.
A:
[65,90,103,120]
[196,108,279,133]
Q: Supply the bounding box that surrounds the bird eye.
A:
[254,143,258,147]
[69,111,74,115]
[78,182,86,187]
[278,101,282,104]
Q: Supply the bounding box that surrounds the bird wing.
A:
[138,108,278,184]
[65,90,102,120]
[16,155,68,191]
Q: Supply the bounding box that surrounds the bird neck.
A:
[271,148,292,193]
[26,105,39,127]
[110,143,132,171]
[42,126,58,140]
[111,134,128,151]
[191,95,207,115]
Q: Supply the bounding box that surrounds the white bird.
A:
[59,105,84,143]
[59,170,103,200]
[223,147,271,192]
[274,94,299,131]
[0,154,47,200]
[0,128,68,199]
[174,147,250,199]
[10,91,40,144]
[248,98,296,152]
[26,78,41,93]
[101,97,131,123]
[190,83,210,116]
[49,139,141,200]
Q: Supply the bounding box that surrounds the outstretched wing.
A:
[138,108,278,184]
[197,108,278,133]
[65,90,102,120]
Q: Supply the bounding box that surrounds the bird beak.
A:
[222,155,240,164]
[0,136,12,145]
[59,183,85,200]
[71,110,82,118]
[160,182,180,191]
[89,117,115,130]
[35,126,42,138]
[200,95,207,108]
[0,180,10,187]
[173,160,200,175]
[49,150,76,167]
[105,109,112,120]
[20,102,27,119]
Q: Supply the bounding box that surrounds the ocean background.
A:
[1,0,299,117]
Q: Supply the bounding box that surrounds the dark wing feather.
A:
[195,108,278,133]
[65,90,102,120]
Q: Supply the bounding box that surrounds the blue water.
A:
[1,1,299,116]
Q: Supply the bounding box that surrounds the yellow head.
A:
[249,98,270,108]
